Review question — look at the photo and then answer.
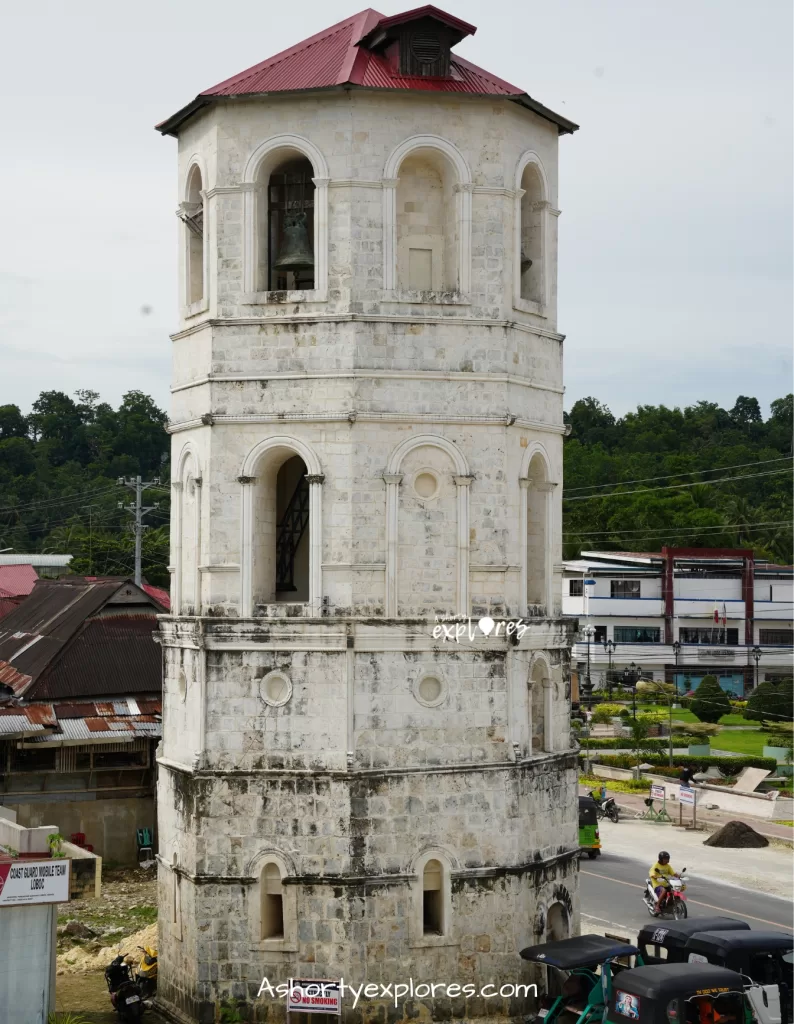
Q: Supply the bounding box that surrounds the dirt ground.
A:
[53,865,167,1021]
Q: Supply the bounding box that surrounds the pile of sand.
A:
[57,921,158,975]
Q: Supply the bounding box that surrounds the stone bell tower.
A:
[156,7,580,1023]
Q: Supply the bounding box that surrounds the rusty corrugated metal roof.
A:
[156,6,578,137]
[0,703,57,738]
[0,580,162,700]
[28,616,162,701]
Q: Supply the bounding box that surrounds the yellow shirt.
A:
[650,861,675,886]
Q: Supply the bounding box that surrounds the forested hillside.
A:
[0,391,171,585]
[563,394,793,564]
[0,390,791,591]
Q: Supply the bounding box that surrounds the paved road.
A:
[581,852,793,935]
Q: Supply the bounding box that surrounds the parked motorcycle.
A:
[642,868,688,919]
[589,790,620,823]
[105,952,145,1020]
[136,944,158,998]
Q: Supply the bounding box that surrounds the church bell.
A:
[273,211,314,270]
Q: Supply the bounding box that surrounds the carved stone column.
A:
[305,474,325,616]
[237,475,256,617]
[518,477,531,616]
[543,675,555,753]
[454,474,474,617]
[382,473,402,616]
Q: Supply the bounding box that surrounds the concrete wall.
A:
[0,905,56,1024]
[9,797,154,866]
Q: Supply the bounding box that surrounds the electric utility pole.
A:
[118,476,160,586]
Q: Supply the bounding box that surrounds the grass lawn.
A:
[711,729,768,756]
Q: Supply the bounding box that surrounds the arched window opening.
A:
[260,862,285,940]
[396,151,457,293]
[526,455,549,611]
[185,166,204,305]
[252,451,311,607]
[546,902,569,941]
[257,155,315,292]
[519,163,544,304]
[422,858,444,935]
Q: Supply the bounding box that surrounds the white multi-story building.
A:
[563,549,793,697]
[155,7,580,1022]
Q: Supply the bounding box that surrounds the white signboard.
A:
[288,979,341,1015]
[650,784,666,801]
[0,859,71,907]
[679,786,696,806]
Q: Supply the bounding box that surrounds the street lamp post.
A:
[621,662,642,720]
[672,639,681,697]
[751,646,762,692]
[582,625,596,708]
[603,639,616,699]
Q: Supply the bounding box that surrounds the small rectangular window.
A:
[611,580,641,599]
[594,626,607,643]
[614,627,661,644]
[679,628,739,645]
[611,579,640,598]
[759,629,794,645]
[569,579,584,597]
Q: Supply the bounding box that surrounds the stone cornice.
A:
[170,314,565,343]
[171,368,564,396]
[166,411,567,436]
[159,846,578,888]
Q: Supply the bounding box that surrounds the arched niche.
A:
[382,135,472,296]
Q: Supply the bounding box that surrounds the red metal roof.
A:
[157,7,577,136]
[141,583,170,611]
[0,565,38,600]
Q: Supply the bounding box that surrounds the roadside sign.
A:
[679,786,695,806]
[650,784,666,801]
[0,859,71,907]
[584,579,596,586]
[288,979,342,1015]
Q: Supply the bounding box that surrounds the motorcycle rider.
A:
[649,850,677,911]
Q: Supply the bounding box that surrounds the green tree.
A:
[690,675,731,724]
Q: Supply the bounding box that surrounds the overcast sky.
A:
[1,0,791,418]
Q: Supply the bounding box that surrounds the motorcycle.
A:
[642,868,688,920]
[136,944,158,998]
[104,952,145,1020]
[589,790,620,823]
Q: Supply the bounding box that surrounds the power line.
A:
[564,518,794,539]
[563,467,792,502]
[564,456,793,494]
[0,485,122,516]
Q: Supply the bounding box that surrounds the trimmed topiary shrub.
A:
[690,675,732,723]
[745,681,786,723]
